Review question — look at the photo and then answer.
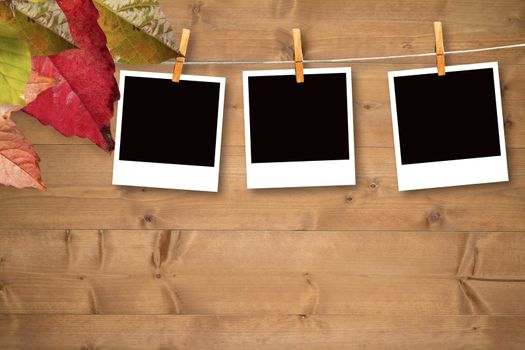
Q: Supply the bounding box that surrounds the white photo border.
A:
[112,70,226,192]
[243,67,356,189]
[388,62,508,191]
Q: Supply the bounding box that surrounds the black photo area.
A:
[394,68,501,165]
[248,73,350,163]
[119,76,220,167]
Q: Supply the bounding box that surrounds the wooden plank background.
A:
[1,0,525,348]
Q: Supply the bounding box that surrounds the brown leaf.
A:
[0,71,55,190]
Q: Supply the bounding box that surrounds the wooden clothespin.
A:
[293,28,304,83]
[172,29,191,83]
[433,21,445,76]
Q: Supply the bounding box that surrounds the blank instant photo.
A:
[388,62,508,191]
[113,70,225,192]
[243,67,355,189]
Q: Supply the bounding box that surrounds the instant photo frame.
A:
[388,62,508,191]
[243,67,355,189]
[113,70,226,192]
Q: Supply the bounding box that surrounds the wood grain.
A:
[1,315,525,350]
[1,0,524,348]
[0,146,524,230]
[0,230,524,315]
[159,0,525,64]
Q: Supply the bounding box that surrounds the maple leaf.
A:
[0,71,56,190]
[23,0,120,151]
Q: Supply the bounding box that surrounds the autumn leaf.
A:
[2,0,76,56]
[0,71,55,190]
[0,20,31,106]
[23,0,120,151]
[10,0,179,63]
[94,0,179,63]
[0,118,44,190]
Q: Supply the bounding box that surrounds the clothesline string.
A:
[157,43,525,65]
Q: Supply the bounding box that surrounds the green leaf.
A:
[10,0,75,51]
[0,21,31,105]
[93,0,179,64]
[0,2,75,56]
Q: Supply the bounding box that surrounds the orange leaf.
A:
[0,71,56,190]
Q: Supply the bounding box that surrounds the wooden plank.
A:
[0,175,522,231]
[2,230,524,277]
[0,274,470,315]
[1,315,524,349]
[2,271,524,315]
[12,63,525,148]
[0,146,523,230]
[1,230,524,315]
[159,0,525,64]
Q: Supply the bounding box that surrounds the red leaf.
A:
[0,71,56,191]
[23,0,120,151]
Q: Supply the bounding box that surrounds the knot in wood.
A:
[65,229,72,242]
[428,211,441,223]
[192,2,202,14]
